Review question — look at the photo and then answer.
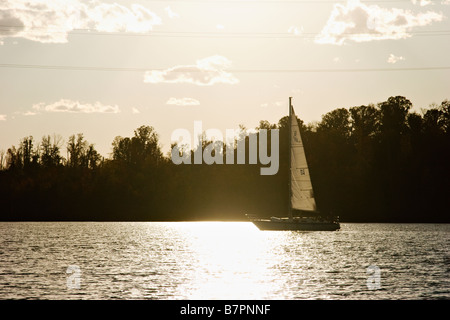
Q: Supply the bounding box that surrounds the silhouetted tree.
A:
[40,135,63,168]
[6,146,22,170]
[67,133,100,169]
[112,125,162,167]
[0,150,4,170]
[67,134,88,168]
[1,97,449,223]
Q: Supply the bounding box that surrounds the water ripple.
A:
[0,222,448,300]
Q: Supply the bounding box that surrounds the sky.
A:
[0,0,449,157]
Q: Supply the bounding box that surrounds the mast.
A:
[288,97,293,221]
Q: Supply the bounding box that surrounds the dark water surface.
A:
[0,222,448,299]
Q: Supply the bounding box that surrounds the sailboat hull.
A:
[251,220,340,231]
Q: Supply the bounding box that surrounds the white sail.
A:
[290,105,317,212]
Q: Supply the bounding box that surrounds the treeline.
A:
[0,96,449,222]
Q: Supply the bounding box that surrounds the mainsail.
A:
[290,104,317,212]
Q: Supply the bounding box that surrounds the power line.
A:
[135,0,439,3]
[70,30,450,39]
[0,25,448,39]
[0,63,448,73]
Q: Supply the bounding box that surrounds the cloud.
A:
[165,6,179,19]
[387,54,405,64]
[13,110,37,116]
[166,97,200,106]
[411,0,432,6]
[261,101,283,108]
[144,55,239,86]
[316,0,443,45]
[32,99,120,113]
[132,107,141,114]
[288,26,303,35]
[22,111,37,116]
[0,114,6,121]
[0,0,161,44]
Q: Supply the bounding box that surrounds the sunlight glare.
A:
[167,222,304,299]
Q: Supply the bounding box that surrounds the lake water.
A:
[0,222,448,300]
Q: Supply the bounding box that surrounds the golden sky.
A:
[0,0,449,155]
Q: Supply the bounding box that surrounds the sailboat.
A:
[247,98,340,231]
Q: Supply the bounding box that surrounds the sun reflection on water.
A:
[163,222,307,299]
